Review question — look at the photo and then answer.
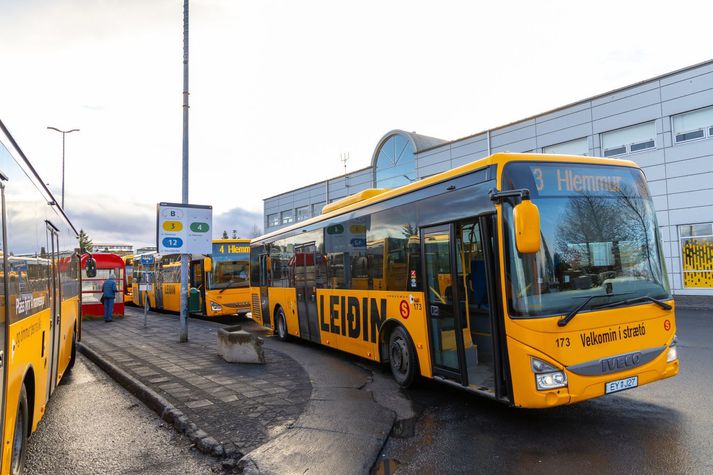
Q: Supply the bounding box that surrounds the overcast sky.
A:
[1,0,710,247]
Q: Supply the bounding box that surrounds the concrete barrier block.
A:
[217,325,265,364]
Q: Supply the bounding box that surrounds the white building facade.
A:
[264,60,713,296]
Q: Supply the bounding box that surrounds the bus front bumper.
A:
[508,337,680,408]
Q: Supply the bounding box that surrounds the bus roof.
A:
[253,152,639,244]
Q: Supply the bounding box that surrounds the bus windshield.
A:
[501,162,670,318]
[210,242,250,290]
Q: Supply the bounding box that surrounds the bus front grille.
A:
[251,293,262,320]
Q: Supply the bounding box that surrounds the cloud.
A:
[213,208,263,239]
[63,193,263,248]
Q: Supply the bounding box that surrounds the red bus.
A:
[81,253,126,318]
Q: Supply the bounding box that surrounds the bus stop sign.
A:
[156,202,213,254]
[141,255,155,265]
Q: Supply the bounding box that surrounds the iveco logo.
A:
[601,352,642,373]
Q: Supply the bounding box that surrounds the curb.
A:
[78,342,238,461]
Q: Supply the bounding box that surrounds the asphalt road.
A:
[378,308,713,474]
[24,355,217,475]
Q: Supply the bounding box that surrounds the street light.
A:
[47,126,80,209]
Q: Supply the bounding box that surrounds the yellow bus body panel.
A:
[161,283,181,312]
[2,297,78,470]
[204,287,252,317]
[267,288,299,337]
[58,297,80,381]
[504,302,678,408]
[262,288,434,377]
[124,288,133,304]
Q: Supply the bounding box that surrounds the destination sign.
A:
[508,163,638,198]
[213,243,250,256]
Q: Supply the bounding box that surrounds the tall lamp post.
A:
[47,126,80,209]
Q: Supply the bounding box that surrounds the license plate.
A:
[605,376,638,394]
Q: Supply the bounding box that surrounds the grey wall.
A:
[263,60,713,295]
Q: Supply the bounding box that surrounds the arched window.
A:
[374,133,417,188]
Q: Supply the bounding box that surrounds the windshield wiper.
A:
[219,279,246,293]
[592,295,672,311]
[219,280,238,293]
[558,293,629,327]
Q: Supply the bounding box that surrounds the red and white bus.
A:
[81,253,126,318]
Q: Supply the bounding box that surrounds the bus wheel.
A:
[389,327,418,387]
[11,385,28,475]
[67,330,77,372]
[275,308,289,342]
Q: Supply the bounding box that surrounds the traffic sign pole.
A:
[179,0,190,343]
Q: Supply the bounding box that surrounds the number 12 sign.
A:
[157,202,212,254]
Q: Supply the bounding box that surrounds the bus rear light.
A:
[531,357,567,391]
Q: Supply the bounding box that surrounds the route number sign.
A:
[157,202,212,254]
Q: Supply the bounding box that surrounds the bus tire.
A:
[275,307,289,342]
[11,385,29,475]
[67,329,77,373]
[389,326,418,388]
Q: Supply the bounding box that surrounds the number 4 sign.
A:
[157,202,213,254]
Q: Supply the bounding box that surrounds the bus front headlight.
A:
[531,357,567,390]
[667,335,678,363]
[211,302,222,312]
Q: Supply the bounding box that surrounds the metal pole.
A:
[61,132,65,209]
[144,273,149,328]
[179,0,190,343]
[46,127,78,208]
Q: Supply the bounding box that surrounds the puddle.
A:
[371,456,400,475]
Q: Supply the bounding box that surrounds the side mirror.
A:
[85,256,97,278]
[204,257,212,273]
[513,199,541,254]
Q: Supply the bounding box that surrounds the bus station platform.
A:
[79,306,402,474]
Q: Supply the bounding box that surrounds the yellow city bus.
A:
[1,119,81,472]
[133,239,251,317]
[122,255,134,304]
[250,152,679,408]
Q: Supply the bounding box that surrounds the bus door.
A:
[154,264,164,310]
[258,253,270,326]
[294,243,321,343]
[190,260,204,313]
[422,224,467,384]
[46,221,61,395]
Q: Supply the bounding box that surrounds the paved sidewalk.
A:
[80,307,312,458]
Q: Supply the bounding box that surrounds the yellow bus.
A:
[250,152,679,408]
[1,119,81,472]
[133,239,251,317]
[122,255,134,304]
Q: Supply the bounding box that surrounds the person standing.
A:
[101,272,118,322]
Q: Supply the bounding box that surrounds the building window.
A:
[601,121,656,157]
[268,214,279,227]
[680,223,713,288]
[296,206,310,222]
[281,211,293,225]
[672,106,713,144]
[312,202,325,216]
[542,137,588,155]
[375,133,417,189]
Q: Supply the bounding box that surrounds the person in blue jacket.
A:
[101,273,118,322]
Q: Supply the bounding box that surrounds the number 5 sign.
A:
[157,202,213,254]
